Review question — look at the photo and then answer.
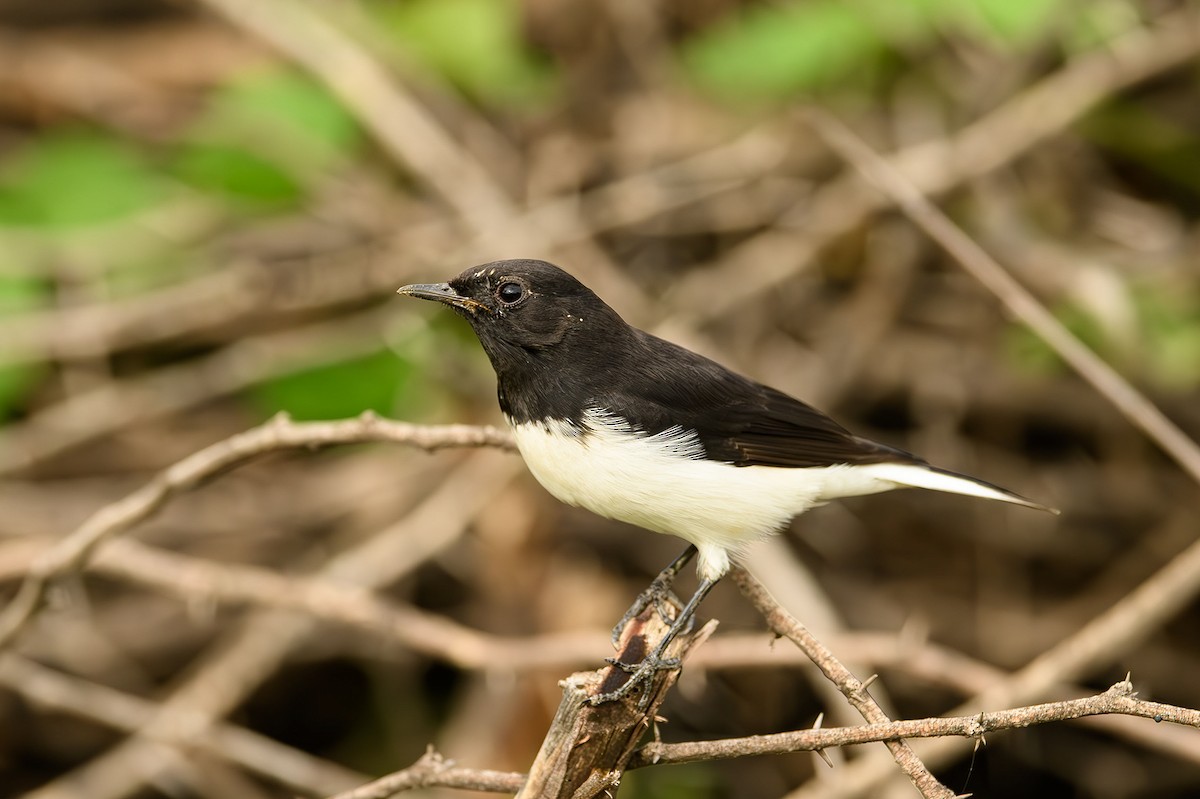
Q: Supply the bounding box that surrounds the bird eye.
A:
[497,282,525,304]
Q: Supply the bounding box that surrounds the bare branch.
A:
[731,567,955,799]
[0,413,514,651]
[631,679,1200,767]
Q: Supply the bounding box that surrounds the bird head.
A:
[397,259,621,371]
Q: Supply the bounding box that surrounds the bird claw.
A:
[591,654,681,706]
[609,546,698,647]
[609,580,686,647]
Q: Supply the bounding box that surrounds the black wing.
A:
[597,331,923,469]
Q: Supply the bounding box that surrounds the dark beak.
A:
[396,282,487,314]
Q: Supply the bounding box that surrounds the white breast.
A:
[508,408,896,581]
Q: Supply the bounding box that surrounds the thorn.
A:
[955,793,974,798]
[812,712,824,731]
[861,673,879,690]
[815,748,835,768]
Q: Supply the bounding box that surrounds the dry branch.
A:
[731,568,954,799]
[0,413,514,650]
[630,679,1200,767]
[20,450,519,799]
[517,614,716,799]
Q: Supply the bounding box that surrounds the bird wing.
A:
[596,332,923,469]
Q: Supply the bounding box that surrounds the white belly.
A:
[508,409,896,580]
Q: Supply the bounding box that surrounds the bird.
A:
[397,258,1055,703]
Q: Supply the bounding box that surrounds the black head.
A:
[397,259,627,378]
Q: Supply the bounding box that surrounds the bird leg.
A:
[593,576,717,706]
[610,545,698,647]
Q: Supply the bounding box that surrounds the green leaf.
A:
[198,69,361,172]
[0,132,165,229]
[0,274,49,417]
[250,349,417,421]
[1005,302,1109,375]
[172,68,361,205]
[173,144,303,206]
[371,0,553,104]
[681,1,886,102]
[1136,283,1200,389]
[959,0,1060,48]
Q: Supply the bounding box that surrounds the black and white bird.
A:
[398,259,1054,701]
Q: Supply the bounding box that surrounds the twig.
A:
[630,679,1200,767]
[327,746,525,799]
[0,413,514,651]
[731,568,955,799]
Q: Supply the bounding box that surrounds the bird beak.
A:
[396,282,487,314]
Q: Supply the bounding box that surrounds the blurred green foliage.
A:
[680,0,1064,102]
[250,349,418,421]
[0,273,48,416]
[0,133,166,228]
[367,0,554,104]
[174,69,362,205]
[0,0,1196,431]
[1007,282,1200,390]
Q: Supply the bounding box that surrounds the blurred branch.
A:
[21,450,518,799]
[731,567,955,799]
[0,308,393,473]
[779,113,1200,799]
[0,413,515,651]
[193,0,516,229]
[673,4,1200,317]
[804,108,1200,487]
[0,128,776,373]
[90,536,604,671]
[631,679,1200,767]
[0,654,366,796]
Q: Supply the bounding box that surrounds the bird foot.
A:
[590,650,683,706]
[609,579,687,647]
[609,546,698,647]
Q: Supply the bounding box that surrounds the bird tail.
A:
[865,462,1059,514]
